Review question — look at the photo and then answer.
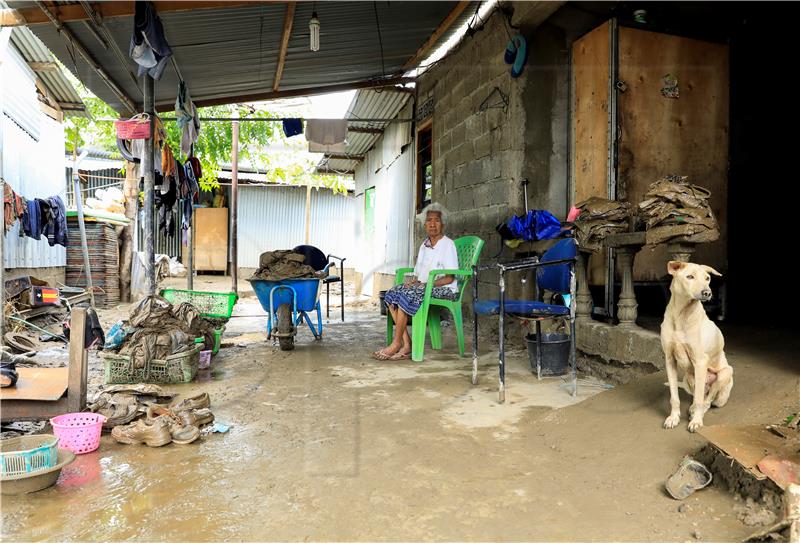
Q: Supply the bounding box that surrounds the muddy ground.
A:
[2,280,798,541]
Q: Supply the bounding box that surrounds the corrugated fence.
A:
[238,185,356,269]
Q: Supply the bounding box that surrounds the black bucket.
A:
[525,333,570,377]
[379,290,387,316]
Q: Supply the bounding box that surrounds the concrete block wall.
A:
[417,6,570,304]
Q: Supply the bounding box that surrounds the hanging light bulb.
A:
[309,11,320,52]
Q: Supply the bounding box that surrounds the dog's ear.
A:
[701,265,722,277]
[667,261,686,276]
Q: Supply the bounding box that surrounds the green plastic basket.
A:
[159,289,238,319]
[194,326,224,355]
[101,345,201,384]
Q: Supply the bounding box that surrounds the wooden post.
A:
[143,74,156,295]
[67,307,89,413]
[575,250,593,319]
[616,246,638,326]
[305,184,312,244]
[119,161,138,302]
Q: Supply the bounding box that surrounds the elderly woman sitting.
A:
[373,203,459,360]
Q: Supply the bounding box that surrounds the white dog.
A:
[661,261,733,432]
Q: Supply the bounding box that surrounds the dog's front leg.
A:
[688,358,709,432]
[663,349,681,429]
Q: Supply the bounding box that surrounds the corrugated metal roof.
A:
[17,2,475,113]
[7,23,87,118]
[316,89,412,174]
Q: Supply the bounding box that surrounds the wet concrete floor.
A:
[2,293,798,541]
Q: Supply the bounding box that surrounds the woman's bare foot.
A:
[373,342,402,360]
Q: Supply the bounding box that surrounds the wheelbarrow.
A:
[248,277,323,351]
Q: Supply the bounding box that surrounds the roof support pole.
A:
[0,28,10,346]
[143,75,156,296]
[230,110,239,294]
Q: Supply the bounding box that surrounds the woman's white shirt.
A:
[413,236,459,293]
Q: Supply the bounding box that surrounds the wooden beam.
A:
[27,61,60,72]
[273,2,296,92]
[324,153,365,162]
[58,102,87,111]
[316,168,355,176]
[156,76,416,112]
[402,0,472,70]
[39,101,63,123]
[11,1,281,26]
[0,8,25,26]
[348,127,384,134]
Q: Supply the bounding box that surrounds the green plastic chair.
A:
[386,235,485,362]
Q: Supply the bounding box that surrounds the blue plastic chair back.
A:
[537,238,577,294]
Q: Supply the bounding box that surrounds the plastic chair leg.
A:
[411,305,429,362]
[387,309,394,345]
[428,308,442,350]
[452,305,465,356]
[326,282,330,318]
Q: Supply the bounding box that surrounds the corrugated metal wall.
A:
[2,42,41,140]
[353,100,416,295]
[2,115,67,269]
[238,185,356,269]
[64,167,124,208]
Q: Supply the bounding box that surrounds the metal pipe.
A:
[143,75,156,295]
[231,110,239,294]
[155,117,414,123]
[71,148,95,306]
[187,218,194,290]
[472,264,479,386]
[498,269,506,404]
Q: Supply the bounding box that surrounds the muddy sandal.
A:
[666,457,713,500]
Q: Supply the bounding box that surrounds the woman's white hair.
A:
[416,202,449,225]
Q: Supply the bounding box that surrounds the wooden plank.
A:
[402,1,472,70]
[0,368,68,401]
[12,1,280,26]
[272,2,296,92]
[572,21,611,285]
[68,307,88,413]
[617,27,729,281]
[0,8,25,26]
[27,61,59,72]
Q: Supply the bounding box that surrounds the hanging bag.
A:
[114,113,151,140]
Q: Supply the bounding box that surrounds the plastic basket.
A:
[101,344,201,385]
[0,435,59,476]
[114,114,151,139]
[194,326,224,355]
[160,289,238,319]
[50,413,106,455]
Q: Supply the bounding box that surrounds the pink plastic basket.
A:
[50,413,106,455]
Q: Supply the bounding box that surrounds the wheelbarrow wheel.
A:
[276,304,294,351]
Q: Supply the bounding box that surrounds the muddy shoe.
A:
[111,418,172,447]
[168,422,200,445]
[666,457,713,500]
[180,408,215,428]
[171,392,210,413]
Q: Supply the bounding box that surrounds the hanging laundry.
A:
[162,144,176,178]
[175,81,200,157]
[20,197,39,239]
[179,160,199,246]
[41,196,68,248]
[306,119,347,153]
[282,118,304,138]
[129,1,173,80]
[3,183,26,233]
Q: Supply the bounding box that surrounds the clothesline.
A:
[96,117,413,123]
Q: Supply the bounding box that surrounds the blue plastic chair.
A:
[473,238,578,402]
